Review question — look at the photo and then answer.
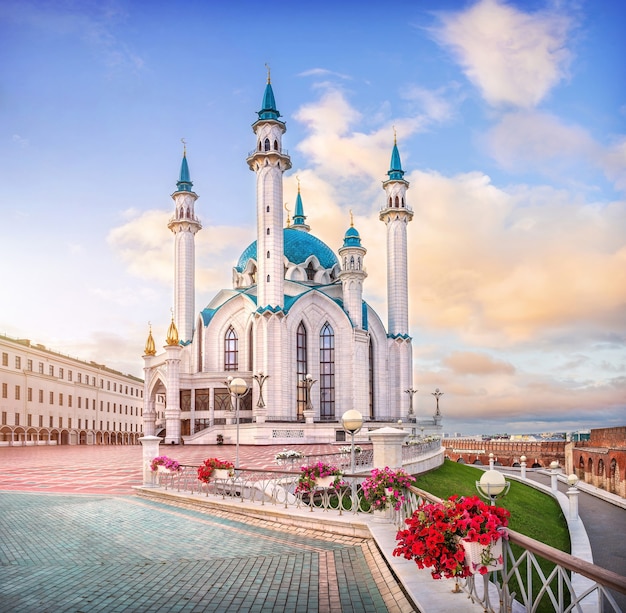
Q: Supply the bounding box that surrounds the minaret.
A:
[379,134,413,335]
[163,315,182,444]
[379,134,413,417]
[167,142,202,343]
[338,212,367,329]
[246,68,292,309]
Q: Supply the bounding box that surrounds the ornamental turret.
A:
[338,213,367,329]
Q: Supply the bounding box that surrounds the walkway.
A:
[0,445,423,612]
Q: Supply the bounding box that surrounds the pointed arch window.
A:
[264,138,270,152]
[306,262,316,281]
[319,322,335,420]
[395,195,400,207]
[224,326,238,371]
[273,139,279,150]
[296,322,307,420]
[248,325,254,371]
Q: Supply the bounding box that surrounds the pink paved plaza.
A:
[0,444,340,495]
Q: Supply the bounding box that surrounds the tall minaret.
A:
[167,142,202,343]
[246,68,292,309]
[379,134,413,335]
[338,212,367,329]
[379,134,413,417]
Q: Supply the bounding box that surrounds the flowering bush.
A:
[150,455,181,472]
[361,467,416,511]
[274,449,305,463]
[197,458,235,483]
[295,462,343,494]
[393,495,510,579]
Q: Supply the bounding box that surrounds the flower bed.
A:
[393,495,510,579]
[295,462,343,494]
[361,467,415,511]
[150,455,181,472]
[197,458,235,483]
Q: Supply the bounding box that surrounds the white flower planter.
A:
[316,476,336,489]
[460,538,504,574]
[213,468,232,480]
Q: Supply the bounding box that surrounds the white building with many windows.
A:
[143,75,442,445]
[0,334,144,445]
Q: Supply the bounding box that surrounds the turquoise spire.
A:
[387,130,405,181]
[343,211,362,247]
[292,178,306,227]
[176,141,193,192]
[257,65,281,121]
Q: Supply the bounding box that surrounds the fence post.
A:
[369,426,407,470]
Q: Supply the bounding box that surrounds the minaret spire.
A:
[168,141,202,344]
[291,177,310,232]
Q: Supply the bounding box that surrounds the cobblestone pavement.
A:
[0,446,417,613]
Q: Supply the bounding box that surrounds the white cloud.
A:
[433,0,573,108]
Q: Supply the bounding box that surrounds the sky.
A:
[1,0,625,436]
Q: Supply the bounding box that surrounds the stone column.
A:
[139,435,162,487]
[369,426,407,470]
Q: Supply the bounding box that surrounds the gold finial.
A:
[144,322,156,356]
[265,63,271,84]
[393,125,397,145]
[166,309,179,346]
[181,137,187,157]
[349,209,354,227]
[284,202,291,227]
[296,175,301,193]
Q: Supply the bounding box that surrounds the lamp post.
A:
[431,388,443,416]
[404,387,417,418]
[476,469,510,506]
[489,452,494,469]
[252,372,269,408]
[567,473,580,520]
[227,376,249,470]
[342,410,364,474]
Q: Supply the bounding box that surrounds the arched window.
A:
[306,262,316,281]
[394,196,399,207]
[267,228,270,235]
[368,338,374,419]
[224,326,238,371]
[267,251,270,258]
[319,322,335,420]
[248,325,254,371]
[296,322,307,420]
[266,205,270,212]
[264,138,270,151]
[273,139,278,150]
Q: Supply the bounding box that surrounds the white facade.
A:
[142,76,439,445]
[0,334,144,445]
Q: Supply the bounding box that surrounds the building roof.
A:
[236,227,340,272]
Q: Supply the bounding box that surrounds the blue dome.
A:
[236,228,339,272]
[343,226,361,247]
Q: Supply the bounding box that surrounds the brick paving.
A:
[0,446,417,612]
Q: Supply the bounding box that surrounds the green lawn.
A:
[413,460,570,552]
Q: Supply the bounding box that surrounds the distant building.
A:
[142,74,442,445]
[0,334,143,445]
[570,426,625,498]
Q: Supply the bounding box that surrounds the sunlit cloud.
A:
[432,0,573,108]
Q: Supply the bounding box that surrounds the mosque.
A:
[141,74,442,445]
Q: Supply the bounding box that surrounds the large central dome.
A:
[236,227,339,272]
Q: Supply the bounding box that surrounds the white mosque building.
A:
[142,74,442,445]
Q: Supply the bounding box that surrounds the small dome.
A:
[343,225,362,247]
[236,228,339,272]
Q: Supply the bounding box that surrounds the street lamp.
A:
[431,388,443,416]
[341,409,364,475]
[228,376,249,469]
[252,372,269,408]
[476,469,510,506]
[404,387,417,418]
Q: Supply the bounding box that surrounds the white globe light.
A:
[479,470,506,497]
[341,409,363,434]
[229,377,248,395]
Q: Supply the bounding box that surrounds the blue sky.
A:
[1,0,624,435]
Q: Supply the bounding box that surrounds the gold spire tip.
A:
[181,137,187,156]
[296,175,301,193]
[265,63,271,84]
[393,125,397,145]
[349,209,354,227]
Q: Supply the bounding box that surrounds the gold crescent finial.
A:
[296,175,301,193]
[265,63,271,84]
[181,138,187,156]
[284,202,291,227]
[349,209,354,227]
[393,125,397,145]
